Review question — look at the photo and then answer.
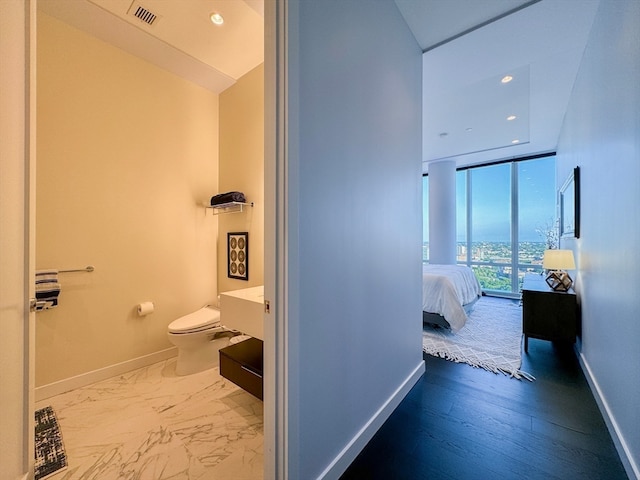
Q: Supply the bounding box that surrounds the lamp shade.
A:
[543,249,576,270]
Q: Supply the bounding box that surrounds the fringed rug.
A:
[423,296,535,381]
[35,406,67,480]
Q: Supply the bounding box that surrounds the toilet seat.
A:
[168,307,221,334]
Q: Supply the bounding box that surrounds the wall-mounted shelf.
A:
[206,201,254,215]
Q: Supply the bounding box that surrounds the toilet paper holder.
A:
[137,301,155,316]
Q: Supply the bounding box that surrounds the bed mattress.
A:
[423,264,482,332]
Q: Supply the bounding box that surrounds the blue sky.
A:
[424,156,556,243]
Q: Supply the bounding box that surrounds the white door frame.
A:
[4,2,285,478]
[264,0,287,478]
[0,0,36,478]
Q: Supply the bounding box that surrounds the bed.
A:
[422,264,482,333]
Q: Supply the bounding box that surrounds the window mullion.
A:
[511,163,519,294]
[466,169,472,266]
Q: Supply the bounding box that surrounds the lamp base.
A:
[545,270,573,292]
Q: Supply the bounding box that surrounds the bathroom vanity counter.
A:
[219,285,264,340]
[219,337,263,400]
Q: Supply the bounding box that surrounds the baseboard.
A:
[35,347,178,401]
[578,351,640,480]
[317,360,426,480]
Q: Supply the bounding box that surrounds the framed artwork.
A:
[227,232,249,280]
[559,166,580,238]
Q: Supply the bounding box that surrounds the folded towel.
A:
[210,191,246,206]
[35,270,61,311]
[35,269,58,284]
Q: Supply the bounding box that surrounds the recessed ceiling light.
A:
[507,115,517,121]
[512,139,520,144]
[501,75,513,84]
[210,12,224,25]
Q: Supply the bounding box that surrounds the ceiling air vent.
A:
[127,3,160,26]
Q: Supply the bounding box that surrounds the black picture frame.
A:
[227,232,249,280]
[559,166,580,239]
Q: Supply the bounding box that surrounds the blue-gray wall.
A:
[287,0,424,477]
[556,0,640,477]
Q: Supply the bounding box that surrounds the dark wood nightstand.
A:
[521,273,577,353]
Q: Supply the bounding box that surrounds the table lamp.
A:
[543,249,576,292]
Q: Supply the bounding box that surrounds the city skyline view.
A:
[424,156,557,244]
[423,240,548,292]
[423,156,557,293]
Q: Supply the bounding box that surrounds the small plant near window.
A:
[536,218,559,250]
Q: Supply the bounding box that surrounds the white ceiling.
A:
[394,0,600,171]
[394,0,535,51]
[39,0,264,93]
[39,0,599,172]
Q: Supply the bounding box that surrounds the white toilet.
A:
[167,306,235,376]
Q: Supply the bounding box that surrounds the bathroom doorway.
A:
[28,2,275,478]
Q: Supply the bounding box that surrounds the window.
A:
[516,156,557,285]
[423,155,556,296]
[466,162,513,292]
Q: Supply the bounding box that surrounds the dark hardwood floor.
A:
[341,335,628,480]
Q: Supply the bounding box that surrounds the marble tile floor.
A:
[35,358,264,480]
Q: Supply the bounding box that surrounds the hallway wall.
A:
[555,0,640,476]
[285,0,425,476]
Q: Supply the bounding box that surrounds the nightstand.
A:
[521,273,577,353]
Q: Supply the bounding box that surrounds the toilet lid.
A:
[168,307,220,333]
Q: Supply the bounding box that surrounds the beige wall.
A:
[217,64,264,293]
[36,14,220,386]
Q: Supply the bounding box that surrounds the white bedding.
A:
[422,264,482,333]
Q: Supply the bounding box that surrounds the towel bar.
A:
[59,266,94,273]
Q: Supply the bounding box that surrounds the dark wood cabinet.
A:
[219,337,263,400]
[521,273,577,352]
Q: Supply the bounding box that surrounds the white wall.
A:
[36,13,220,386]
[218,64,264,293]
[556,0,640,477]
[428,160,457,264]
[286,0,424,477]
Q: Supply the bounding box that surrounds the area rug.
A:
[35,406,67,480]
[423,296,535,381]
